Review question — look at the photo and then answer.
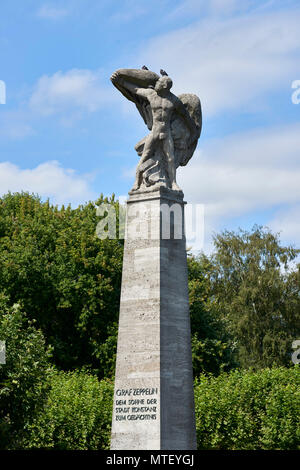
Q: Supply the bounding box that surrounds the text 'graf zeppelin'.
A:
[115,388,158,421]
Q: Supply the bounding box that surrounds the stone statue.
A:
[110,67,202,193]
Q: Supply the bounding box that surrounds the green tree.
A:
[0,192,123,377]
[188,254,236,376]
[0,191,235,378]
[202,226,300,369]
[0,294,52,449]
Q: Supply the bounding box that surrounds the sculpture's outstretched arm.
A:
[121,79,149,98]
[111,72,149,98]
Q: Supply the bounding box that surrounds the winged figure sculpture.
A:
[110,67,202,193]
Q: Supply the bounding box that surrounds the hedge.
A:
[23,370,113,450]
[194,366,299,450]
[21,366,299,450]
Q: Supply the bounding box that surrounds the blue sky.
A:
[0,0,300,253]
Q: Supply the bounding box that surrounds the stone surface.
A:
[110,68,202,192]
[110,188,197,450]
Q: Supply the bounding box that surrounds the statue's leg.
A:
[163,135,180,190]
[132,134,156,190]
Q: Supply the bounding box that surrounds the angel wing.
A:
[171,93,202,168]
[134,93,202,168]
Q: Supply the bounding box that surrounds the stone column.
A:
[110,187,196,450]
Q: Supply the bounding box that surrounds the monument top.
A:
[110,67,202,194]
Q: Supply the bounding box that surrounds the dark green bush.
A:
[23,370,113,450]
[194,366,300,449]
[0,294,52,449]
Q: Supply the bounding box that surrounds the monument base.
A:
[110,188,196,450]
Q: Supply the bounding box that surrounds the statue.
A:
[110,67,202,193]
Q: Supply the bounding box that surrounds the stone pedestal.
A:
[110,188,196,450]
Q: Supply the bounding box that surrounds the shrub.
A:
[24,370,114,450]
[194,366,300,449]
[0,295,52,449]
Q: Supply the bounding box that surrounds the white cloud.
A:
[36,5,69,20]
[207,0,249,14]
[176,122,300,249]
[140,6,300,116]
[0,68,115,138]
[0,122,34,139]
[269,205,300,246]
[169,0,253,19]
[110,1,147,23]
[29,69,113,118]
[0,161,96,206]
[0,110,35,139]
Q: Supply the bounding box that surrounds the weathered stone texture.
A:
[110,188,196,450]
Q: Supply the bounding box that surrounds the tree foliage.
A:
[12,365,300,451]
[195,366,300,450]
[188,254,236,375]
[0,192,123,376]
[23,370,113,450]
[198,226,300,369]
[0,294,52,449]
